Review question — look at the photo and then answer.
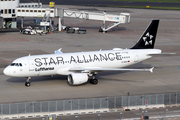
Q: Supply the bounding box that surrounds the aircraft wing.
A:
[69,67,154,73]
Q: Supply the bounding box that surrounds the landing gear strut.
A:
[25,77,31,87]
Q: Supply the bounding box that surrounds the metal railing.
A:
[0,92,180,115]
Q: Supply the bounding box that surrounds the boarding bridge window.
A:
[5,9,7,14]
[1,10,3,14]
[12,9,15,13]
[8,9,11,14]
[26,10,29,12]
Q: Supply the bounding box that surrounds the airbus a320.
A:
[4,20,166,87]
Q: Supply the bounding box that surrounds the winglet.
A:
[150,67,154,73]
[54,48,63,54]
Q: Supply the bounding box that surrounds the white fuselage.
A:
[3,48,161,77]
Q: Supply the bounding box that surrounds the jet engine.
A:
[68,73,88,85]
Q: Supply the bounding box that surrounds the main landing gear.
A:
[89,79,98,85]
[25,77,31,87]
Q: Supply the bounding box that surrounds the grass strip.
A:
[108,5,180,10]
[106,0,180,3]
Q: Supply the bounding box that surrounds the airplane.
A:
[4,20,165,87]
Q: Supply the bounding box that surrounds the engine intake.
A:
[68,73,88,85]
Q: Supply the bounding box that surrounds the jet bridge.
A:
[55,8,130,32]
[16,7,130,32]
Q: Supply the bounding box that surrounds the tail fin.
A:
[131,20,159,49]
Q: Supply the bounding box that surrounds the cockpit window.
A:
[10,63,23,67]
[10,63,15,66]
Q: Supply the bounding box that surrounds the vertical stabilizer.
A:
[131,20,159,49]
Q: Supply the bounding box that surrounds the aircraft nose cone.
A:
[3,67,11,76]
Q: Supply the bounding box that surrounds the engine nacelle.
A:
[68,73,88,85]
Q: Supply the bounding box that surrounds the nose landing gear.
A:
[25,77,31,87]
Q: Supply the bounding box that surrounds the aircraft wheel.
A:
[28,31,31,35]
[99,29,103,32]
[90,79,98,85]
[25,82,31,87]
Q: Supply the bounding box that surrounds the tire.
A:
[91,79,98,85]
[25,82,31,87]
[99,29,103,32]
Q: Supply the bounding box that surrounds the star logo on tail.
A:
[143,32,154,46]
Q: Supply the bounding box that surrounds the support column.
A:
[49,17,52,30]
[103,11,106,33]
[21,17,24,28]
[3,18,5,28]
[58,17,62,31]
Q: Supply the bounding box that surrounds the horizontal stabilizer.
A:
[148,53,176,56]
[69,67,154,73]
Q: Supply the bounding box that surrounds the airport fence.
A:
[0,92,180,115]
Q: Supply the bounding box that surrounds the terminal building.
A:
[0,0,19,28]
[0,0,130,32]
[0,0,42,28]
